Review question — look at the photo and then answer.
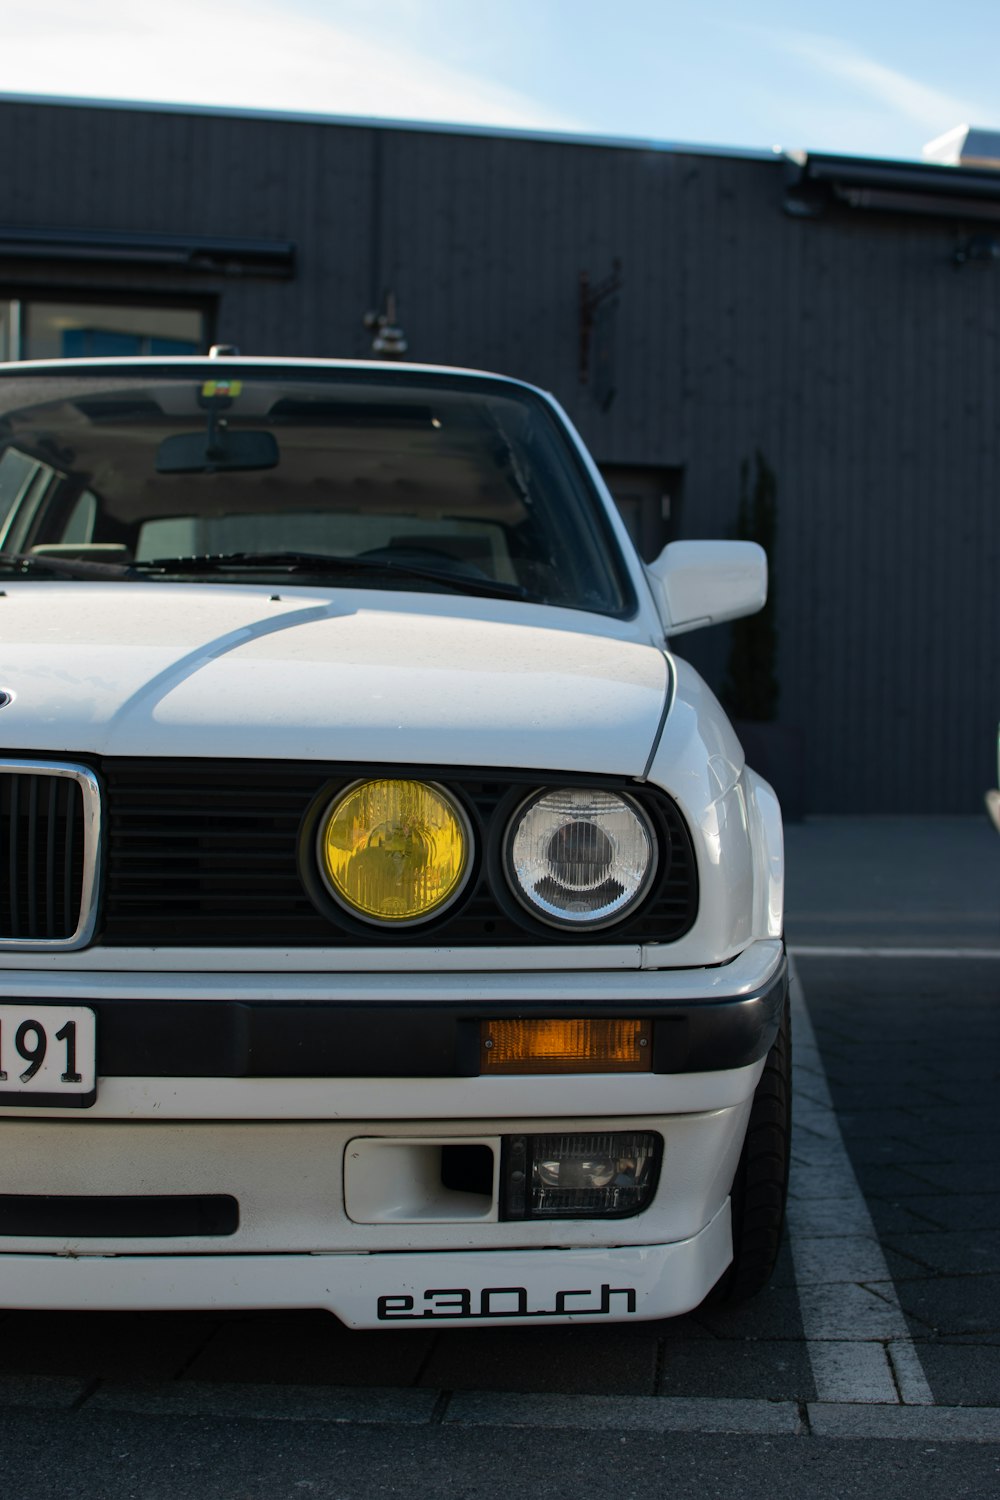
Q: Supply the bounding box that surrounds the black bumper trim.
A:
[0,1193,239,1237]
[5,957,787,1081]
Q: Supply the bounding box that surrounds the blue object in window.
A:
[63,329,142,357]
[62,329,200,357]
[149,337,199,354]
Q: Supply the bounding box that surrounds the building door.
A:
[600,465,683,562]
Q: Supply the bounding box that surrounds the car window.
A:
[0,370,636,617]
[0,446,62,551]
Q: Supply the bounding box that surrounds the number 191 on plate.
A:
[0,1005,97,1106]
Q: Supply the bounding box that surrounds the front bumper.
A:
[0,943,784,1320]
[0,1204,733,1327]
[0,939,786,1120]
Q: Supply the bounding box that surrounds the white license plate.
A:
[0,1005,97,1107]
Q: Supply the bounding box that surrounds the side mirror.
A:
[645,540,767,636]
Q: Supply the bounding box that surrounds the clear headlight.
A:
[317,778,471,925]
[506,788,656,928]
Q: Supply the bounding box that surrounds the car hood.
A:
[0,585,670,775]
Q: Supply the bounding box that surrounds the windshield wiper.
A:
[133,551,529,600]
[0,550,135,579]
[0,546,531,600]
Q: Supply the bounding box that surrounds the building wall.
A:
[1,97,997,813]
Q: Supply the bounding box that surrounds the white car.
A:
[0,357,786,1327]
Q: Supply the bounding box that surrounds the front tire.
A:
[711,993,791,1303]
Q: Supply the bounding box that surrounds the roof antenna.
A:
[208,344,240,357]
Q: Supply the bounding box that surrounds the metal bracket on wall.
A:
[363,290,408,358]
[579,259,623,391]
[953,232,1000,267]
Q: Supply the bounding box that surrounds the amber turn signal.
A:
[480,1018,651,1073]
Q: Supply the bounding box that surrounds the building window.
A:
[0,300,18,362]
[1,299,206,360]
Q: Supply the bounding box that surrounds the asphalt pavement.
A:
[0,815,997,1497]
[783,814,1000,951]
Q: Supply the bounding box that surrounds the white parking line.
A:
[787,956,934,1405]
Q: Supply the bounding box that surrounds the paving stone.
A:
[849,1164,946,1198]
[653,1314,717,1342]
[835,1109,932,1138]
[767,1236,798,1290]
[0,1311,221,1380]
[88,1381,438,1423]
[902,1193,1000,1233]
[808,1401,1000,1442]
[444,1390,804,1433]
[811,1081,946,1112]
[912,1105,997,1131]
[790,1233,895,1285]
[656,1338,815,1401]
[925,1331,1000,1346]
[790,858,999,1414]
[807,1339,900,1404]
[790,1136,866,1168]
[827,1137,928,1166]
[415,1323,659,1395]
[882,1230,1000,1277]
[796,1281,917,1341]
[0,1375,89,1409]
[182,1309,433,1387]
[887,1133,1000,1165]
[878,1245,939,1281]
[891,1163,1000,1195]
[892,1274,1000,1339]
[887,1340,936,1405]
[693,1286,807,1342]
[908,1342,1000,1407]
[787,1173,871,1203]
[863,1199,948,1236]
[786,1194,879,1236]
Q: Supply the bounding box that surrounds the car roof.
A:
[0,354,549,398]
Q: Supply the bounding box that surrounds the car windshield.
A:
[0,367,635,617]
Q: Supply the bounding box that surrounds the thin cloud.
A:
[0,0,583,131]
[769,29,989,133]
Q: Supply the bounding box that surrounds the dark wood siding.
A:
[1,98,997,812]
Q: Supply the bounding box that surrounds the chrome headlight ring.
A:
[503,786,657,930]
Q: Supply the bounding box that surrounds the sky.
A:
[0,0,996,163]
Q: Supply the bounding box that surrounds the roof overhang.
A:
[783,151,1000,224]
[0,226,296,277]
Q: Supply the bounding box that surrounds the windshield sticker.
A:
[200,380,243,400]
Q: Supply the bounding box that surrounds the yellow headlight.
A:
[318,779,470,924]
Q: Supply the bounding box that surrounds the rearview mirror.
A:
[156,429,279,474]
[645,540,767,636]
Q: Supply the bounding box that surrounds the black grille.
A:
[0,770,86,941]
[97,759,699,947]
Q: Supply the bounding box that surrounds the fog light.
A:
[535,1154,617,1190]
[501,1131,661,1219]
